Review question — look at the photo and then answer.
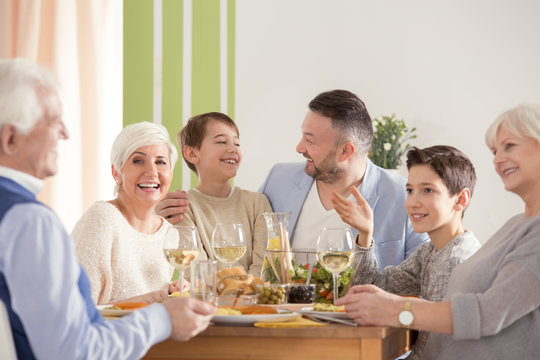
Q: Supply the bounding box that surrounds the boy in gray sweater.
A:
[332,145,482,359]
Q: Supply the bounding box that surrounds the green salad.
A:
[261,256,354,303]
[293,261,354,303]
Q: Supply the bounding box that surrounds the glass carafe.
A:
[261,212,293,283]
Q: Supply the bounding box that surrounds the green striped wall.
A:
[123,0,236,190]
[192,0,220,115]
[162,0,184,191]
[124,0,153,127]
[227,0,235,121]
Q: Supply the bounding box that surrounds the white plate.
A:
[301,306,350,319]
[212,309,300,326]
[97,305,132,317]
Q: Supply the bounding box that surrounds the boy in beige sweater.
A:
[177,112,272,275]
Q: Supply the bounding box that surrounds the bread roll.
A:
[216,266,265,295]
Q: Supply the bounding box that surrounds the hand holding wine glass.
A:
[316,227,355,305]
[211,223,247,267]
[163,225,202,295]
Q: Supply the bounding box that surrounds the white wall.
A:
[234,0,540,243]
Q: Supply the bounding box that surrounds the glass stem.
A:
[179,270,185,297]
[332,274,339,305]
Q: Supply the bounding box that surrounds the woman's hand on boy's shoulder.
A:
[156,190,189,224]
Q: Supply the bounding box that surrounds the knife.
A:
[302,312,358,326]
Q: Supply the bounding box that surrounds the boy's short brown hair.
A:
[178,112,239,174]
[406,145,476,198]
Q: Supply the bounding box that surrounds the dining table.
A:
[141,304,412,360]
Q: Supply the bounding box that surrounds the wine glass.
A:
[163,225,202,295]
[316,227,355,305]
[211,223,247,267]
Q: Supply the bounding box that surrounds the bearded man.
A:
[258,90,428,269]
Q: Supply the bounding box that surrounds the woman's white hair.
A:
[111,121,178,194]
[486,102,540,149]
[0,58,58,133]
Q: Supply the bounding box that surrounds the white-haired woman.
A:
[72,121,178,305]
[336,102,540,359]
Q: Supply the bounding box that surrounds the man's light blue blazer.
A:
[259,161,429,270]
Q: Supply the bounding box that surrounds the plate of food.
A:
[301,304,350,319]
[97,302,149,317]
[212,305,300,325]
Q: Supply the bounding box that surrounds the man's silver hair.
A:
[0,58,58,134]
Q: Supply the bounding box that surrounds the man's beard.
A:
[304,150,343,184]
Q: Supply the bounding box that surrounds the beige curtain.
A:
[0,0,122,230]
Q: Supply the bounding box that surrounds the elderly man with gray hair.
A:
[0,58,214,359]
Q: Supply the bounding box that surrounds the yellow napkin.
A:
[254,316,327,328]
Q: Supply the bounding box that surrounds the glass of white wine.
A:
[211,223,247,267]
[316,227,355,305]
[163,225,202,295]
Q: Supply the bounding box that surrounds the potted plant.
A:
[369,114,416,169]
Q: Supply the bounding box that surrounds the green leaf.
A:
[369,114,417,169]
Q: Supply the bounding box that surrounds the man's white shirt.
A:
[292,182,355,250]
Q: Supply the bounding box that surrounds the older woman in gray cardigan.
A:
[337,102,540,360]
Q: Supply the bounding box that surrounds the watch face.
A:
[399,310,414,326]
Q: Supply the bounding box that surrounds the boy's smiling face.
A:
[193,119,242,182]
[405,164,463,242]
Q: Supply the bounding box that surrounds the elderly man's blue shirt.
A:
[0,175,172,359]
[0,177,102,359]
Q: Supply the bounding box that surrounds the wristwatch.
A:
[398,302,414,328]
